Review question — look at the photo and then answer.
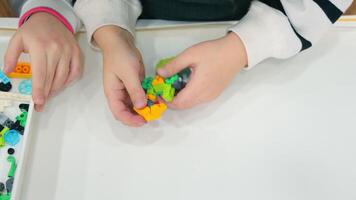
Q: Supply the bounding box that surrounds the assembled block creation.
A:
[134,57,191,121]
[0,63,32,200]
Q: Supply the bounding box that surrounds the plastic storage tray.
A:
[0,66,33,200]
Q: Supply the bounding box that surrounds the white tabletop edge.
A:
[0,16,355,32]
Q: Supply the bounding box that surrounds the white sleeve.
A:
[20,0,81,33]
[74,0,142,50]
[229,0,353,68]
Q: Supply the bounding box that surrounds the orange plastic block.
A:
[7,62,32,79]
[134,103,167,121]
[151,75,164,86]
[147,94,157,101]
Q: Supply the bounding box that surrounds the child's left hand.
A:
[157,32,248,109]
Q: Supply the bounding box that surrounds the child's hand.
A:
[157,33,248,109]
[94,26,147,127]
[4,12,83,112]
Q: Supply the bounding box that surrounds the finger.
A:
[120,67,147,109]
[29,46,47,111]
[167,71,203,109]
[104,73,146,127]
[157,50,194,77]
[35,104,45,112]
[4,33,24,73]
[136,51,145,80]
[44,51,60,101]
[49,54,70,97]
[65,46,83,86]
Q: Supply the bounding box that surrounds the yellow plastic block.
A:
[150,103,167,118]
[134,103,167,121]
[7,73,32,79]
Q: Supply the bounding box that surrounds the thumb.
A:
[157,51,193,77]
[4,33,24,74]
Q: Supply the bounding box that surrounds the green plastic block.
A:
[7,156,16,178]
[147,87,156,96]
[155,57,175,70]
[165,74,178,85]
[0,194,11,200]
[0,127,9,147]
[152,83,166,96]
[141,77,153,90]
[161,85,175,102]
[16,111,28,127]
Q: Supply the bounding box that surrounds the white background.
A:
[1,21,356,200]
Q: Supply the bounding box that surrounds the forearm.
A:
[230,0,353,68]
[93,25,136,54]
[75,0,142,50]
[19,0,81,33]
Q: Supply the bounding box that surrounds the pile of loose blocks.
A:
[0,63,32,200]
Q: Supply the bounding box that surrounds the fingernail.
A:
[35,104,45,112]
[157,68,169,77]
[34,95,45,105]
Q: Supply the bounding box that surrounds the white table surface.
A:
[1,20,356,200]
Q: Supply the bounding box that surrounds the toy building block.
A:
[0,114,14,129]
[4,130,20,146]
[10,121,24,135]
[165,74,178,84]
[19,104,30,112]
[7,148,15,155]
[0,82,12,92]
[0,182,4,193]
[152,75,165,86]
[147,100,155,106]
[155,56,191,93]
[18,79,32,95]
[152,81,165,95]
[134,107,151,121]
[7,156,17,178]
[134,57,191,122]
[155,57,175,70]
[142,77,153,90]
[0,71,12,92]
[151,81,175,102]
[0,193,10,200]
[134,103,167,121]
[7,62,32,79]
[160,84,175,102]
[0,71,10,84]
[0,125,9,147]
[147,94,157,101]
[5,178,13,194]
[16,111,28,127]
[147,87,156,96]
[150,103,167,116]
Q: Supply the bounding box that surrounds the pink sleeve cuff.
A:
[18,7,74,34]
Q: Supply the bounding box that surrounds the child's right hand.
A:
[4,12,83,112]
[93,26,147,127]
